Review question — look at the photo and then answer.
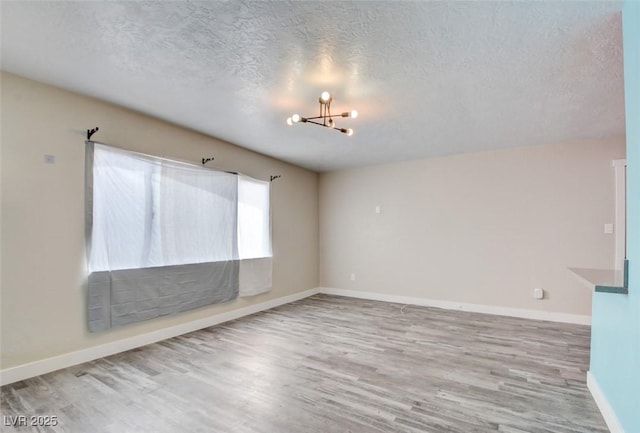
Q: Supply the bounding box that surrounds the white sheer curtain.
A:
[238,175,271,259]
[238,175,272,296]
[151,162,237,266]
[89,145,155,272]
[89,144,237,273]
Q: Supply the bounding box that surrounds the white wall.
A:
[0,72,319,369]
[319,139,625,316]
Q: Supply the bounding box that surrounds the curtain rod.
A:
[85,138,281,183]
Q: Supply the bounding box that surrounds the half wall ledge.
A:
[569,260,629,295]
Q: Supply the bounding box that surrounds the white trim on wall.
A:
[318,287,592,325]
[612,159,627,271]
[0,288,321,386]
[587,371,626,433]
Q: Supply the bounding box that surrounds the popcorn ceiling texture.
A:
[0,1,625,171]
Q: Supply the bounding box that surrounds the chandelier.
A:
[287,91,358,136]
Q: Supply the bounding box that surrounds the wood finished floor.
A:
[1,295,608,433]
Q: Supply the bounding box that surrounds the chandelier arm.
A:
[305,119,329,127]
[304,114,352,121]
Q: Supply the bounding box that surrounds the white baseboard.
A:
[0,287,320,386]
[318,287,591,325]
[587,371,625,433]
[0,287,591,387]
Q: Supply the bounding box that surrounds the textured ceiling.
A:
[1,1,625,172]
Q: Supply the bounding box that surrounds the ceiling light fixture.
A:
[287,91,358,136]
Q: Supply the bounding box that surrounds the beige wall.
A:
[0,72,318,369]
[319,139,625,316]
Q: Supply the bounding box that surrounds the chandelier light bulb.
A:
[327,118,335,128]
[350,110,358,119]
[346,128,354,136]
[291,114,301,123]
[286,117,293,126]
[320,91,331,102]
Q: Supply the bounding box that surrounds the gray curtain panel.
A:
[88,261,239,332]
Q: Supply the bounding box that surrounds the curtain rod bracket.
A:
[270,175,281,182]
[87,127,99,140]
[202,157,215,165]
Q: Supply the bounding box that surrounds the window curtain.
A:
[238,175,272,297]
[86,143,272,332]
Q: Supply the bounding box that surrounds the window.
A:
[86,143,272,331]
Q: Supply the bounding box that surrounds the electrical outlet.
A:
[350,273,356,281]
[534,288,544,300]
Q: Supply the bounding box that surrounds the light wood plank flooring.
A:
[1,295,608,433]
